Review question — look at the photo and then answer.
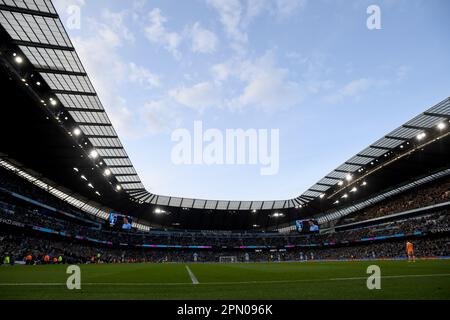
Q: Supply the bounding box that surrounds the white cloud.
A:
[144,8,182,58]
[71,10,162,138]
[101,9,135,43]
[324,78,387,104]
[206,0,247,44]
[141,100,182,135]
[128,63,161,88]
[207,0,307,53]
[245,0,266,20]
[322,65,408,104]
[169,82,221,111]
[53,0,85,12]
[245,0,306,20]
[211,63,231,82]
[274,0,307,18]
[190,22,219,54]
[229,52,303,111]
[174,52,307,112]
[341,78,373,96]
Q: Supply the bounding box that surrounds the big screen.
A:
[295,219,320,234]
[108,213,133,230]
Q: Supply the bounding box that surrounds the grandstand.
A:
[0,0,449,300]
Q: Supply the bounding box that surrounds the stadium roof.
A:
[141,98,450,211]
[0,0,145,192]
[0,0,449,230]
[298,98,450,202]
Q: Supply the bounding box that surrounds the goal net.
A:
[219,256,238,263]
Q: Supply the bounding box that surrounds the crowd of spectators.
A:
[1,230,449,265]
[339,177,450,225]
[1,164,450,265]
[2,194,448,248]
[0,167,102,225]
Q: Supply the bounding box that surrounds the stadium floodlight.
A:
[95,191,101,196]
[319,194,325,199]
[350,187,357,193]
[337,180,344,186]
[342,194,348,199]
[73,167,79,172]
[334,200,339,204]
[154,208,165,214]
[252,209,257,213]
[88,183,94,189]
[90,150,99,159]
[437,122,446,130]
[36,81,41,86]
[73,128,81,136]
[14,55,24,64]
[272,212,284,218]
[116,185,122,191]
[80,175,87,181]
[49,98,57,106]
[362,181,367,186]
[104,169,111,176]
[416,132,426,141]
[345,174,353,181]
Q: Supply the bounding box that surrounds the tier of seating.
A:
[1,231,448,264]
[338,176,450,225]
[1,166,449,265]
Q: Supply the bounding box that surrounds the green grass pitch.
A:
[0,260,449,300]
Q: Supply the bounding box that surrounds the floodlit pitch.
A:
[0,260,449,300]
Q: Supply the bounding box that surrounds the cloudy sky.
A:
[53,0,450,201]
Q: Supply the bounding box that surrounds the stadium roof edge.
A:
[1,1,449,213]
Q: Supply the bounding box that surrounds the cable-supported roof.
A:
[134,98,449,210]
[0,0,305,211]
[0,0,145,193]
[297,98,450,204]
[1,0,449,213]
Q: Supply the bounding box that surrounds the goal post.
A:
[219,256,238,263]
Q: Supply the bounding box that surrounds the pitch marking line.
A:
[185,265,199,284]
[0,273,449,287]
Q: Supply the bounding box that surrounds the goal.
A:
[219,256,238,263]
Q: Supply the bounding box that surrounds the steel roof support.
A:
[0,5,58,19]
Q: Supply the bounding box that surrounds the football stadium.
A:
[0,0,449,303]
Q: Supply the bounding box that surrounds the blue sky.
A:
[53,0,450,201]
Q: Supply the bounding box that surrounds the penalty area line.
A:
[185,265,199,284]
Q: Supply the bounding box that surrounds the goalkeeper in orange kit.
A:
[406,240,416,262]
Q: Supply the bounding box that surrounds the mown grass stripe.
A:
[1,273,449,286]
